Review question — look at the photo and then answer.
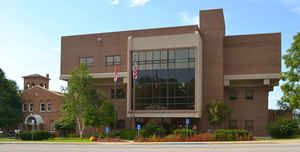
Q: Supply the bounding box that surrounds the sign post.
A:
[105,127,109,134]
[185,118,190,137]
[137,124,141,137]
[31,120,34,140]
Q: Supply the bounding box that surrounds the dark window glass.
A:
[40,103,45,112]
[131,48,195,110]
[80,57,94,67]
[229,88,237,100]
[111,88,126,99]
[245,88,254,100]
[229,120,237,129]
[245,120,254,130]
[117,120,125,129]
[106,56,121,66]
[29,104,34,112]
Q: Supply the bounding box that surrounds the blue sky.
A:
[0,0,299,109]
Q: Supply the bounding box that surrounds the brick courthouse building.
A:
[21,74,63,132]
[58,8,281,136]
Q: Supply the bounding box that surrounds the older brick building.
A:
[21,74,63,132]
[60,8,281,136]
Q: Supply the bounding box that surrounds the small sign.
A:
[105,127,109,133]
[186,118,190,125]
[137,124,141,130]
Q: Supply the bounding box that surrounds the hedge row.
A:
[20,130,51,140]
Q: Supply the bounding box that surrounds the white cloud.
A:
[129,0,150,7]
[178,12,199,25]
[53,48,60,52]
[280,0,300,15]
[291,6,300,15]
[112,0,120,5]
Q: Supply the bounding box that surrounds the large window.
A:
[132,48,195,110]
[80,57,93,67]
[106,56,121,66]
[229,120,237,129]
[245,120,254,130]
[111,88,126,99]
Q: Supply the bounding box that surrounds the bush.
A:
[119,129,136,140]
[20,130,51,140]
[267,118,299,138]
[214,129,250,141]
[159,134,182,142]
[188,133,216,141]
[66,133,80,138]
[98,131,119,139]
[156,127,166,137]
[139,122,167,138]
[173,129,194,137]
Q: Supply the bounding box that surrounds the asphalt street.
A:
[1,143,300,152]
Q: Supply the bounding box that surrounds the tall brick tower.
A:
[22,74,50,90]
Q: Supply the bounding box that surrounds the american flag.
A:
[114,64,118,83]
[133,62,138,80]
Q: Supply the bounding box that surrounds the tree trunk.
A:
[77,117,85,139]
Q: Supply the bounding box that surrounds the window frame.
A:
[23,104,28,112]
[245,88,254,100]
[29,103,34,112]
[40,103,45,112]
[105,55,121,66]
[47,103,51,112]
[245,120,254,130]
[79,57,94,67]
[229,120,237,129]
[229,88,238,101]
[111,88,126,99]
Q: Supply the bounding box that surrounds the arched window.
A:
[40,83,44,87]
[26,82,30,89]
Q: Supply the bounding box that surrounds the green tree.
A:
[62,63,104,138]
[207,100,231,127]
[280,33,300,111]
[99,99,116,128]
[0,68,23,132]
[54,117,76,135]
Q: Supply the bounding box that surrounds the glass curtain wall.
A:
[132,48,195,110]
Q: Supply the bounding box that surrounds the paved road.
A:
[1,143,300,152]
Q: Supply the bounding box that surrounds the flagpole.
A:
[114,64,117,99]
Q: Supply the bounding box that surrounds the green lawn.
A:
[0,137,91,142]
[255,135,300,141]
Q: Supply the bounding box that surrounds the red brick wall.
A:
[224,33,281,75]
[61,25,198,75]
[21,87,63,131]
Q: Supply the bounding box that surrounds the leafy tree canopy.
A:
[280,33,300,111]
[99,99,116,127]
[0,68,23,130]
[207,100,231,126]
[62,63,109,138]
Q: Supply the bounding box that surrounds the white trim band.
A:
[224,74,280,80]
[60,72,128,80]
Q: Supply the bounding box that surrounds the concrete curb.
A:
[0,139,299,145]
